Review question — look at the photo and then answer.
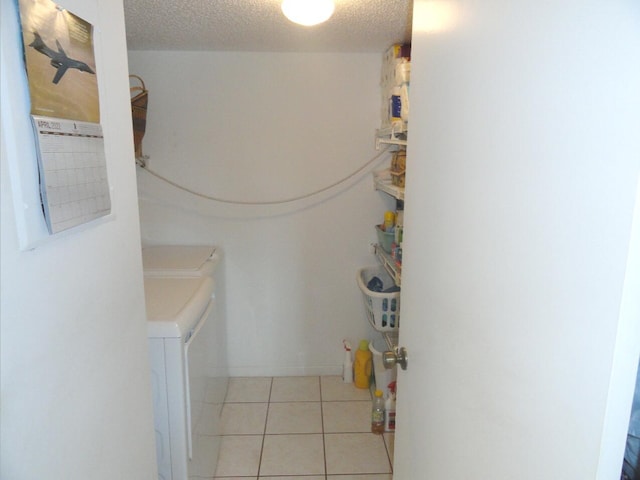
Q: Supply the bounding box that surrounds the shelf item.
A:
[375,225,395,254]
[380,44,411,141]
[373,169,405,201]
[390,150,406,188]
[374,244,401,286]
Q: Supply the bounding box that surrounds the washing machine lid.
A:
[142,245,217,277]
[144,276,214,338]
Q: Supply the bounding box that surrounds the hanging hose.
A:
[137,144,391,206]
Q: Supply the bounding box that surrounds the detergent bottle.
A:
[383,211,395,232]
[354,339,372,389]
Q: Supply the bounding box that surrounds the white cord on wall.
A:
[137,145,391,206]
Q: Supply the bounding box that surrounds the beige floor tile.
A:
[215,376,395,478]
[214,435,263,477]
[259,434,325,476]
[260,477,324,480]
[220,402,268,434]
[327,476,393,480]
[204,376,228,405]
[266,402,322,434]
[190,433,221,477]
[384,432,395,466]
[194,401,222,435]
[323,400,371,433]
[225,377,272,402]
[270,376,320,402]
[321,375,372,401]
[325,433,391,475]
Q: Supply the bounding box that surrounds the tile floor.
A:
[212,376,394,479]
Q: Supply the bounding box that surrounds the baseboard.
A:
[227,365,342,378]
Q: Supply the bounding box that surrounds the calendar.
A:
[31,116,111,234]
[17,0,111,235]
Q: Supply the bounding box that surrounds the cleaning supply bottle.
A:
[354,339,372,389]
[371,389,385,434]
[383,210,395,232]
[342,340,353,383]
[385,381,396,432]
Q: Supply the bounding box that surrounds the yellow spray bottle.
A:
[354,339,372,389]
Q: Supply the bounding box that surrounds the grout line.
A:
[255,376,273,478]
[382,433,394,473]
[318,376,328,480]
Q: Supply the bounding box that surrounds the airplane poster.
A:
[18,0,100,123]
[16,0,110,235]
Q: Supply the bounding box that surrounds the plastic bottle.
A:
[383,211,395,232]
[354,339,372,389]
[371,389,385,434]
[385,381,397,432]
[342,340,353,383]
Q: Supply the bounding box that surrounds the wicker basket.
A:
[129,75,148,158]
[357,265,400,332]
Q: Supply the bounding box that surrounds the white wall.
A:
[0,1,157,479]
[128,51,391,376]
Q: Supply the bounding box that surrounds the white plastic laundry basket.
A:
[357,265,400,332]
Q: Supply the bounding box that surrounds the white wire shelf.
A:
[374,244,401,287]
[373,169,405,201]
[375,126,408,149]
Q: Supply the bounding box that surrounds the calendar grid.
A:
[32,116,111,234]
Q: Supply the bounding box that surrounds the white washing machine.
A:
[142,245,218,278]
[143,246,227,480]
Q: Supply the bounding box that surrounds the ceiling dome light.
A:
[281,0,335,26]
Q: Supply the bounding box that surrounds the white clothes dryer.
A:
[142,244,227,409]
[144,253,227,480]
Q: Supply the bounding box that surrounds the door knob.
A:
[382,346,408,371]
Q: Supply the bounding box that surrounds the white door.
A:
[393,1,640,479]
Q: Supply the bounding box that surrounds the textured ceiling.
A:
[123,0,413,52]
